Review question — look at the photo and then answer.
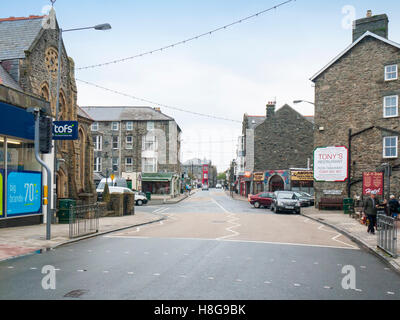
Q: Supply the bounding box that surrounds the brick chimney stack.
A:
[352,11,389,42]
[266,101,276,118]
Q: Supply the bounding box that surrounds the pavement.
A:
[301,206,400,273]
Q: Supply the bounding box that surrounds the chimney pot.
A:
[366,10,372,17]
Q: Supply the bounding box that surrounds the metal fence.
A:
[377,214,398,258]
[69,204,100,239]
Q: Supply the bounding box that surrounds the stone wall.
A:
[253,105,314,172]
[313,36,400,204]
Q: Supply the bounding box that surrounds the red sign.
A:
[362,172,383,195]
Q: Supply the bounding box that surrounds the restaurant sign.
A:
[362,172,383,195]
[291,170,314,181]
[314,146,348,182]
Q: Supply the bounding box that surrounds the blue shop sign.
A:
[0,102,34,140]
[52,121,79,140]
[7,171,42,216]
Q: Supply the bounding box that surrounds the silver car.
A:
[271,191,301,214]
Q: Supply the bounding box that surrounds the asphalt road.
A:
[1,189,400,300]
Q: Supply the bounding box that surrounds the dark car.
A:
[294,192,311,207]
[298,192,315,206]
[249,192,274,208]
[271,191,301,214]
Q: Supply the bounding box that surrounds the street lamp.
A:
[293,100,315,105]
[53,22,111,222]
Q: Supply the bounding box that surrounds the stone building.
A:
[253,103,314,194]
[311,12,400,204]
[182,158,217,188]
[0,14,96,207]
[82,106,182,198]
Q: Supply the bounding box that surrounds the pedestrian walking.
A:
[389,195,399,218]
[363,191,379,234]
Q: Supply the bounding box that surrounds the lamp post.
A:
[53,22,111,221]
[293,100,315,105]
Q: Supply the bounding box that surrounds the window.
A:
[112,158,119,172]
[126,136,133,149]
[112,122,119,131]
[383,95,398,118]
[112,136,119,149]
[142,134,156,151]
[93,135,102,151]
[147,121,154,131]
[142,158,156,173]
[91,122,99,131]
[126,121,133,131]
[385,65,398,81]
[383,136,398,158]
[125,157,133,172]
[94,157,102,172]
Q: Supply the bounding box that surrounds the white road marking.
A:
[324,286,332,289]
[103,271,109,273]
[102,235,359,250]
[236,279,242,282]
[208,277,214,280]
[291,260,296,263]
[387,291,395,295]
[127,272,134,275]
[153,273,160,276]
[317,225,358,249]
[314,262,319,265]
[30,267,37,270]
[179,275,187,278]
[355,289,362,292]
[264,281,271,284]
[293,283,301,287]
[360,266,366,269]
[7,266,14,269]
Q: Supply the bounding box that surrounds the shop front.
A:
[252,172,264,194]
[0,86,51,227]
[239,171,252,197]
[290,170,314,194]
[142,172,180,198]
[265,170,290,192]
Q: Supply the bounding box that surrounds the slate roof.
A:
[247,116,266,129]
[81,106,175,122]
[77,106,94,121]
[0,64,22,91]
[311,31,400,81]
[0,16,44,61]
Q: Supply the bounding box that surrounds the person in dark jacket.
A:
[363,192,379,234]
[389,195,400,218]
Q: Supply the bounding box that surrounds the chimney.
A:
[154,107,161,112]
[266,101,276,118]
[352,11,389,42]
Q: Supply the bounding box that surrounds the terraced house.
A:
[311,11,400,205]
[82,106,182,199]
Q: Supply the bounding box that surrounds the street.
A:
[0,189,400,300]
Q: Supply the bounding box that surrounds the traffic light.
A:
[39,115,53,154]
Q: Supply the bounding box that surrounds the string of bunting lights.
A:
[76,0,295,70]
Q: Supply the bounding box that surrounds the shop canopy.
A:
[141,173,174,182]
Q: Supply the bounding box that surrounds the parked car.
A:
[202,184,209,191]
[96,177,128,200]
[249,192,274,208]
[216,184,222,189]
[297,192,315,206]
[133,191,148,206]
[271,191,301,214]
[293,192,311,207]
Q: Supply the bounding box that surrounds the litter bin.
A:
[57,199,76,224]
[343,198,354,214]
[145,192,151,201]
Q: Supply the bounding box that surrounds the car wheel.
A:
[137,199,143,206]
[254,201,260,209]
[275,206,280,214]
[295,209,300,215]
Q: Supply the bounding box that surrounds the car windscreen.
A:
[277,193,296,199]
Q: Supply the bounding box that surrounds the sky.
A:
[3,0,400,172]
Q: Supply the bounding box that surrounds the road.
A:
[1,188,400,300]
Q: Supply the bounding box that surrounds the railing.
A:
[377,214,398,258]
[69,204,100,239]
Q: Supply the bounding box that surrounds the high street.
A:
[0,189,400,300]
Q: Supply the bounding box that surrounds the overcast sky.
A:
[4,0,400,172]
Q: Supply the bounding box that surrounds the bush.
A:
[102,182,110,203]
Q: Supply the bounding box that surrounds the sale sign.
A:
[314,146,348,182]
[362,172,383,195]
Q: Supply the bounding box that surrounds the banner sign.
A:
[291,170,314,181]
[52,121,78,140]
[253,172,264,182]
[7,172,42,216]
[314,146,348,182]
[362,172,383,195]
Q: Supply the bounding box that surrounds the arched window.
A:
[58,90,66,121]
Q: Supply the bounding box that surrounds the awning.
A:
[141,173,174,182]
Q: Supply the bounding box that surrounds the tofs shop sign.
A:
[362,172,383,195]
[52,121,78,140]
[314,146,348,182]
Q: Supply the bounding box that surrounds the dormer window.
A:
[385,64,398,81]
